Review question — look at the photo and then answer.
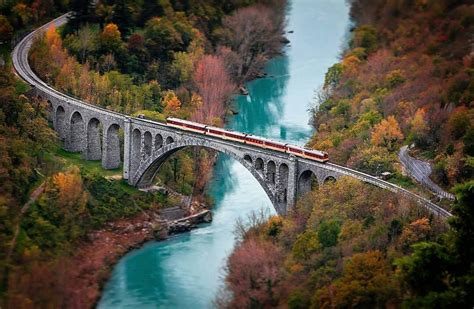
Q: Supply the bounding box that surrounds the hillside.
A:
[221,0,474,307]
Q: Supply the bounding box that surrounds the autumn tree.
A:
[161,90,181,116]
[371,115,404,150]
[313,251,398,308]
[224,239,283,308]
[192,55,235,125]
[410,108,429,146]
[100,23,122,54]
[218,4,285,81]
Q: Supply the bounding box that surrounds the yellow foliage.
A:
[52,167,88,212]
[162,90,181,116]
[370,115,404,150]
[410,108,429,139]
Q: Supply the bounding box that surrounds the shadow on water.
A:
[232,55,290,137]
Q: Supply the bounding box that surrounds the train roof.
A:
[304,148,327,155]
[246,134,286,145]
[167,117,207,128]
[206,125,247,137]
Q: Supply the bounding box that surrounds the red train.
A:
[166,117,329,163]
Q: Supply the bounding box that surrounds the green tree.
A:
[324,63,343,89]
[317,220,341,248]
[112,0,133,36]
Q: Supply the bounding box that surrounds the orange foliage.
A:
[162,90,181,116]
[371,115,404,150]
[192,55,235,125]
[225,239,284,307]
[52,167,88,211]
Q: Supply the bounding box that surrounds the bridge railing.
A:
[327,163,452,218]
[398,149,455,201]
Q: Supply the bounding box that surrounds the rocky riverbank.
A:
[59,198,212,308]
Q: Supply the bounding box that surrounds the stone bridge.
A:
[12,14,452,217]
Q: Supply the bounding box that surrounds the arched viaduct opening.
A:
[131,140,284,213]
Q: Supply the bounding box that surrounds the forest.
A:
[220,0,474,307]
[0,0,473,307]
[0,0,287,306]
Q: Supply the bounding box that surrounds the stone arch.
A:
[244,154,252,164]
[69,111,85,152]
[298,170,318,197]
[165,136,174,144]
[131,140,279,213]
[278,163,289,203]
[103,123,121,169]
[255,157,264,173]
[55,105,66,139]
[324,176,337,183]
[155,134,163,150]
[86,118,102,160]
[46,100,53,122]
[131,128,141,173]
[144,131,152,157]
[267,160,276,185]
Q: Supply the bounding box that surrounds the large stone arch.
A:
[131,140,280,212]
[267,160,276,185]
[55,105,66,139]
[155,134,163,151]
[143,131,152,157]
[297,169,318,197]
[46,100,53,122]
[86,117,102,160]
[103,123,121,169]
[69,111,85,152]
[131,128,141,173]
[277,163,289,203]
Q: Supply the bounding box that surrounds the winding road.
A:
[399,146,455,200]
[11,13,453,218]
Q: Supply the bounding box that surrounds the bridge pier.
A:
[123,117,132,180]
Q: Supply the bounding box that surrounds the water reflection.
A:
[233,55,290,137]
[98,0,350,307]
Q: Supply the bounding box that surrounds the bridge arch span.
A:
[86,117,102,160]
[103,123,121,169]
[68,111,85,152]
[55,105,66,139]
[131,140,283,213]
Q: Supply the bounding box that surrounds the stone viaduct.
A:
[12,14,452,217]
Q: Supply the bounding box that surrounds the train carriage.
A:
[166,117,329,163]
[206,126,247,143]
[167,117,207,134]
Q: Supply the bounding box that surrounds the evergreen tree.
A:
[68,0,95,31]
[111,0,133,37]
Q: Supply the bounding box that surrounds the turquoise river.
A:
[98,1,350,307]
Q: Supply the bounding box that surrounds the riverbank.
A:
[59,198,212,308]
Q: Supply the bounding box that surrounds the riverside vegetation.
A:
[220,0,474,307]
[0,0,287,306]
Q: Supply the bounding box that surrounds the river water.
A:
[98,1,349,308]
